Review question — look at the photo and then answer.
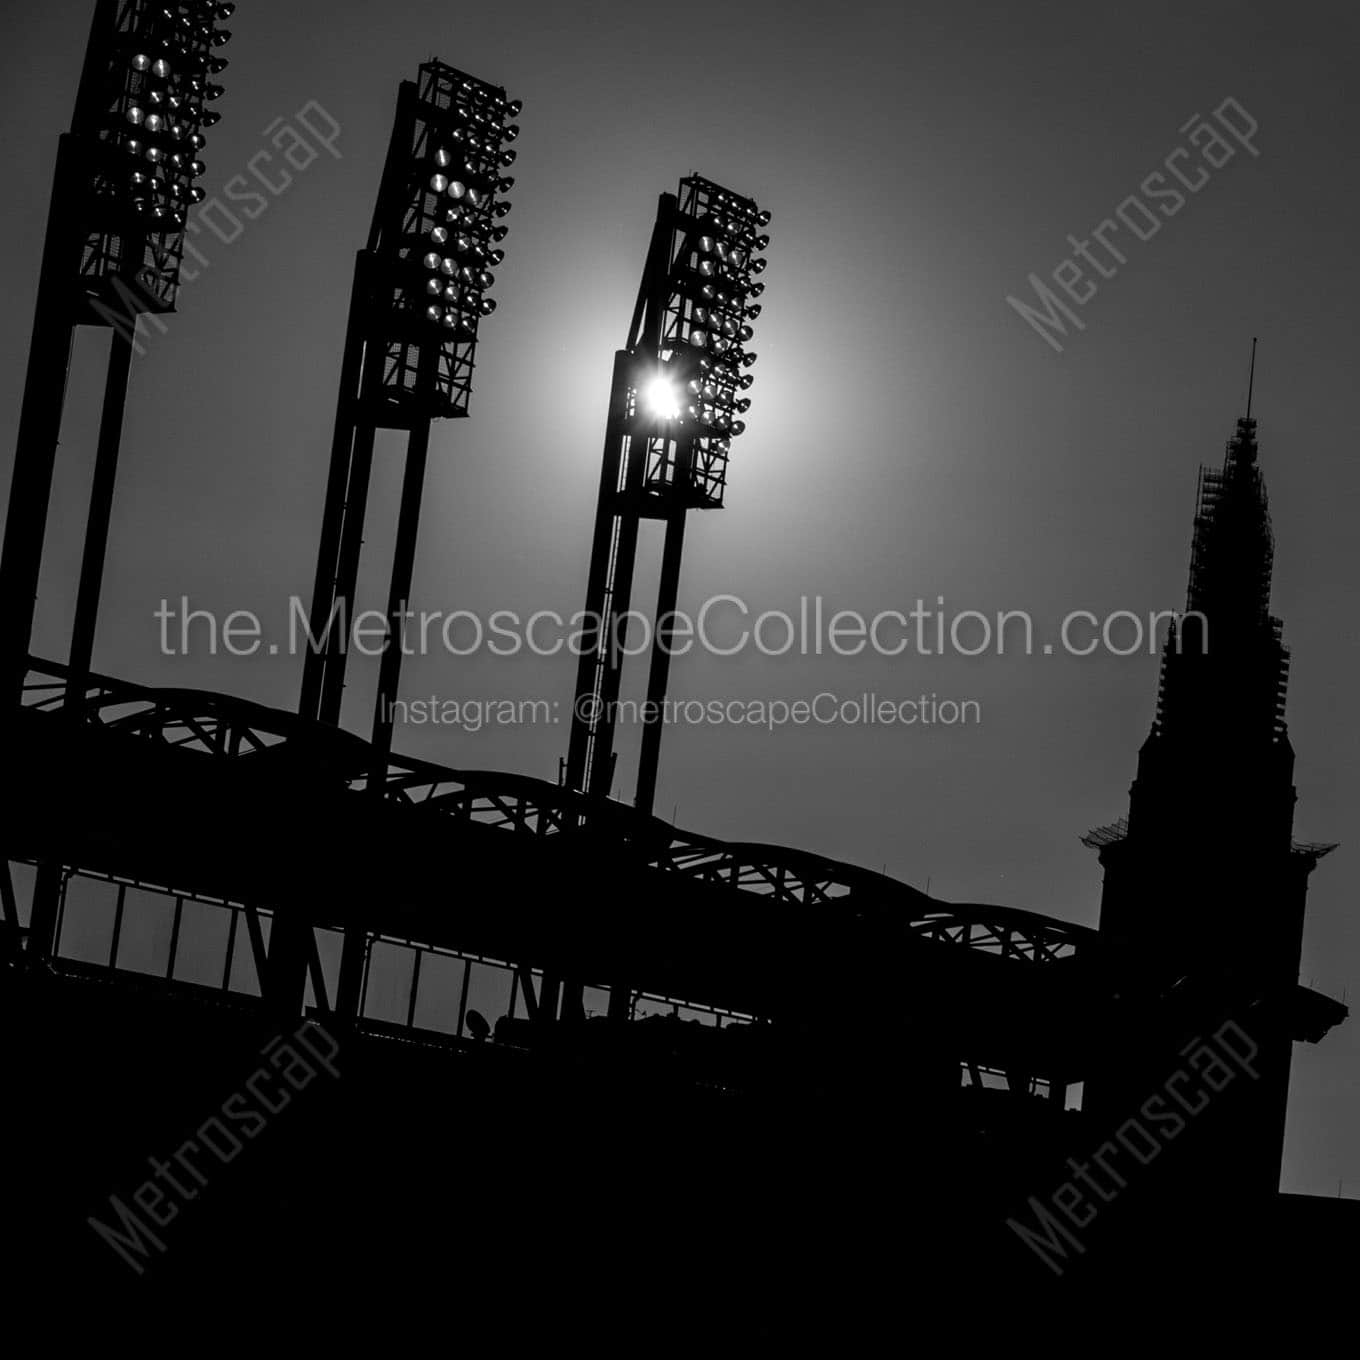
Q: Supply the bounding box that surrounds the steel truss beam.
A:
[21,658,1093,968]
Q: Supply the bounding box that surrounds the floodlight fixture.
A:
[354,59,521,421]
[71,0,237,314]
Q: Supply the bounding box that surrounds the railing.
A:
[4,858,757,1036]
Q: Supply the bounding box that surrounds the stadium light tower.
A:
[299,61,520,765]
[0,1,234,966]
[0,0,235,715]
[295,61,519,1021]
[564,175,770,816]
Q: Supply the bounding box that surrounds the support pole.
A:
[606,983,631,1023]
[0,142,82,713]
[301,254,370,723]
[317,424,376,726]
[301,419,357,720]
[334,903,367,1024]
[0,859,20,961]
[536,973,561,1028]
[24,326,135,963]
[27,862,66,965]
[635,438,694,817]
[263,907,311,1021]
[370,417,431,771]
[64,326,135,712]
[330,418,431,1023]
[565,352,630,794]
[583,455,643,801]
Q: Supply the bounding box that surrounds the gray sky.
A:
[1,0,1356,1197]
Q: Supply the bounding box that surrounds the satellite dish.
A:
[465,1009,490,1041]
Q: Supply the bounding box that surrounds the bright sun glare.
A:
[643,375,681,421]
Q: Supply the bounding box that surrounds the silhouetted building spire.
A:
[1139,401,1294,850]
[1084,370,1335,1200]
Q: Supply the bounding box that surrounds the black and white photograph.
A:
[1,0,1356,1337]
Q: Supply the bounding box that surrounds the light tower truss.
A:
[299,60,521,749]
[564,175,771,816]
[0,0,235,709]
[296,59,521,1018]
[0,1,235,964]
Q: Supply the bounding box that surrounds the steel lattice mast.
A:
[564,175,771,815]
[0,0,236,962]
[295,60,521,1018]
